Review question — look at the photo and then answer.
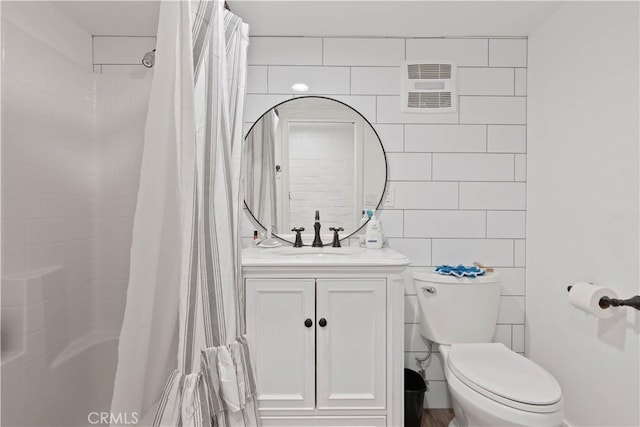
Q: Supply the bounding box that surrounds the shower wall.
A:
[2,0,95,351]
[1,2,153,425]
[1,2,98,424]
[91,71,152,333]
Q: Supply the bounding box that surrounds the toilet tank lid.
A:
[448,343,562,407]
[413,270,501,284]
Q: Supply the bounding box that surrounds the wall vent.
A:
[401,60,457,113]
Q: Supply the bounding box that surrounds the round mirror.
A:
[244,96,387,244]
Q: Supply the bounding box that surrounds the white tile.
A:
[391,182,459,209]
[515,154,527,181]
[241,237,254,249]
[423,381,452,409]
[113,156,142,177]
[248,37,322,65]
[93,37,156,64]
[93,64,102,73]
[487,125,526,153]
[403,267,423,295]
[2,248,29,276]
[460,96,526,125]
[404,323,431,352]
[514,239,526,267]
[432,153,514,181]
[247,66,268,93]
[374,124,404,152]
[387,153,432,181]
[377,96,458,124]
[406,38,489,66]
[497,296,525,324]
[1,278,24,306]
[241,209,256,238]
[515,68,527,96]
[324,38,404,66]
[404,352,446,381]
[100,65,150,77]
[493,324,512,348]
[268,66,350,94]
[498,267,526,296]
[243,94,292,123]
[432,239,514,267]
[28,220,52,246]
[404,295,420,323]
[25,193,49,219]
[24,328,45,362]
[2,191,27,221]
[2,220,27,249]
[350,67,400,95]
[377,209,403,238]
[404,210,485,238]
[405,125,486,153]
[387,238,431,266]
[489,39,527,67]
[512,324,525,353]
[458,68,515,96]
[113,196,136,218]
[487,211,525,238]
[459,182,526,210]
[327,95,376,124]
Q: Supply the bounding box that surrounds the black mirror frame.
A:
[243,95,389,245]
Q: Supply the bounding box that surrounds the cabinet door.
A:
[316,278,387,410]
[245,278,316,410]
[261,416,386,426]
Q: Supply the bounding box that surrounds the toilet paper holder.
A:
[566,285,640,310]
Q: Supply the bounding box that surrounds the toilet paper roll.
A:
[568,282,620,319]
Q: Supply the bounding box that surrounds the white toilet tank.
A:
[414,271,502,344]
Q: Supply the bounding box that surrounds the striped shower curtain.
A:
[110,1,258,426]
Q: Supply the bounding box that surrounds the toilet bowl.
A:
[440,344,563,427]
[414,271,564,427]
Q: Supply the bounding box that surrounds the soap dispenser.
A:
[365,210,384,249]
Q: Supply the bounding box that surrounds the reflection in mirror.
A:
[244,96,387,244]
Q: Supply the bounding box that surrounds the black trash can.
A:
[404,368,427,427]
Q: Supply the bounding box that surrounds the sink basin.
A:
[273,247,356,256]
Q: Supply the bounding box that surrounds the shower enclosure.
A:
[1,1,155,425]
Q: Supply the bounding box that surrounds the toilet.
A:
[414,271,564,427]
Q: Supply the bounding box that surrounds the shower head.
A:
[142,49,156,68]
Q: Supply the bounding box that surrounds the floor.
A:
[421,409,455,427]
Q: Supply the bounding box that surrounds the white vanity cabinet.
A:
[242,247,410,427]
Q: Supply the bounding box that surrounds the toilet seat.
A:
[447,343,562,414]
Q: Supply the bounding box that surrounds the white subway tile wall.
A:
[1,15,102,423]
[91,37,154,332]
[1,20,96,354]
[93,36,156,65]
[92,73,152,332]
[243,36,527,408]
[92,36,156,76]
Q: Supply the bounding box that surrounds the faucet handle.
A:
[329,227,344,248]
[292,227,305,248]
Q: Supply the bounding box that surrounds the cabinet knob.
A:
[319,318,327,327]
[304,318,313,328]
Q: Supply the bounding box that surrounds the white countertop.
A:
[242,246,411,268]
